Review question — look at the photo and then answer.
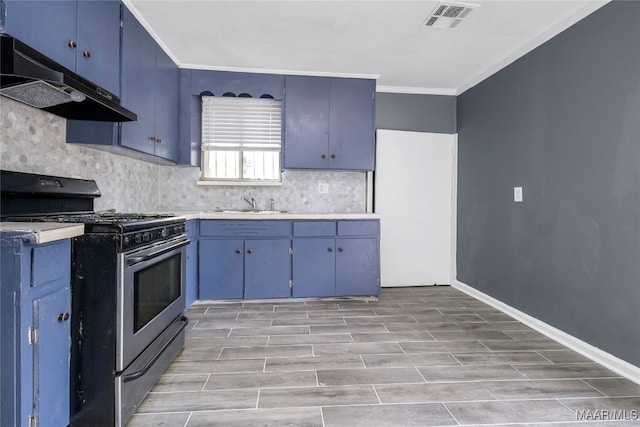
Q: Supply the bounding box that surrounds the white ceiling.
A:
[125,0,608,95]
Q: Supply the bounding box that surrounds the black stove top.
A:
[6,211,173,223]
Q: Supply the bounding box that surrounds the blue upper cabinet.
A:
[284,76,376,171]
[2,0,121,95]
[120,7,156,156]
[120,6,178,162]
[153,48,180,161]
[1,1,76,70]
[75,1,121,95]
[329,78,376,170]
[283,76,331,169]
[67,5,179,163]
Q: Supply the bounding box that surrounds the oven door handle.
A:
[122,315,189,383]
[126,237,190,266]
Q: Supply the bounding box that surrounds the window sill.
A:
[197,180,283,187]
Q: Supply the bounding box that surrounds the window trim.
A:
[196,179,283,187]
[199,95,282,183]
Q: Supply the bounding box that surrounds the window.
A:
[201,96,282,182]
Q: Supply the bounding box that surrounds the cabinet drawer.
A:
[200,220,291,237]
[337,220,379,236]
[31,241,69,287]
[293,221,336,237]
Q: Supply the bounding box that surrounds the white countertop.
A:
[0,222,85,244]
[169,211,381,221]
[0,213,378,244]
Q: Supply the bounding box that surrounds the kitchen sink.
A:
[214,209,289,214]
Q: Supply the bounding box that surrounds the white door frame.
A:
[375,129,457,287]
[450,134,458,284]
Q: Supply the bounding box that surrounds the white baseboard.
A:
[452,280,640,385]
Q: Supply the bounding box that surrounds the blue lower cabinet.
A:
[34,287,71,426]
[0,237,71,427]
[185,220,199,307]
[292,238,336,297]
[196,219,379,300]
[198,221,293,299]
[292,220,380,297]
[244,239,292,299]
[199,239,244,299]
[335,237,379,296]
[199,238,291,299]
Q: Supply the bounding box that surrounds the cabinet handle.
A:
[331,154,336,159]
[83,50,91,58]
[156,138,162,143]
[327,247,333,252]
[149,136,156,142]
[235,249,242,254]
[68,40,77,49]
[337,247,344,252]
[247,248,253,254]
[321,154,326,159]
[58,312,70,322]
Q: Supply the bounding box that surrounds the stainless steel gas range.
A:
[1,170,188,427]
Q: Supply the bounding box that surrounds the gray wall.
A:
[456,1,640,367]
[376,92,456,133]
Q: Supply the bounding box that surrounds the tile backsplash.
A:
[157,167,367,213]
[1,98,368,213]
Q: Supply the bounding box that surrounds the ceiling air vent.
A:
[423,2,476,29]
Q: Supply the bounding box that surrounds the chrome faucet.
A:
[270,198,275,211]
[242,196,257,209]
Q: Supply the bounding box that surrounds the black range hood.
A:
[0,35,136,122]
[0,170,101,219]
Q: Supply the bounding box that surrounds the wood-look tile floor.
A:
[128,286,640,426]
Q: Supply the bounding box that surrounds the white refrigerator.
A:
[374,129,456,287]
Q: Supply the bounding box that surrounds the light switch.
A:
[514,187,523,202]
[318,183,329,194]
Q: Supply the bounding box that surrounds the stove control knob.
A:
[161,228,168,237]
[143,232,151,242]
[134,234,142,244]
[174,225,180,234]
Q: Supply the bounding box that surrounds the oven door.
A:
[117,235,189,371]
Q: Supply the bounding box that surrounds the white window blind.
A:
[201,96,282,181]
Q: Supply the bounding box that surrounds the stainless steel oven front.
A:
[117,234,189,371]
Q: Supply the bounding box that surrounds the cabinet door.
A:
[3,0,77,71]
[153,47,179,161]
[199,240,244,299]
[283,76,330,169]
[244,239,291,299]
[184,220,198,307]
[34,287,70,427]
[329,78,375,170]
[292,238,335,297]
[120,7,157,156]
[335,238,379,296]
[75,0,120,94]
[185,240,198,307]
